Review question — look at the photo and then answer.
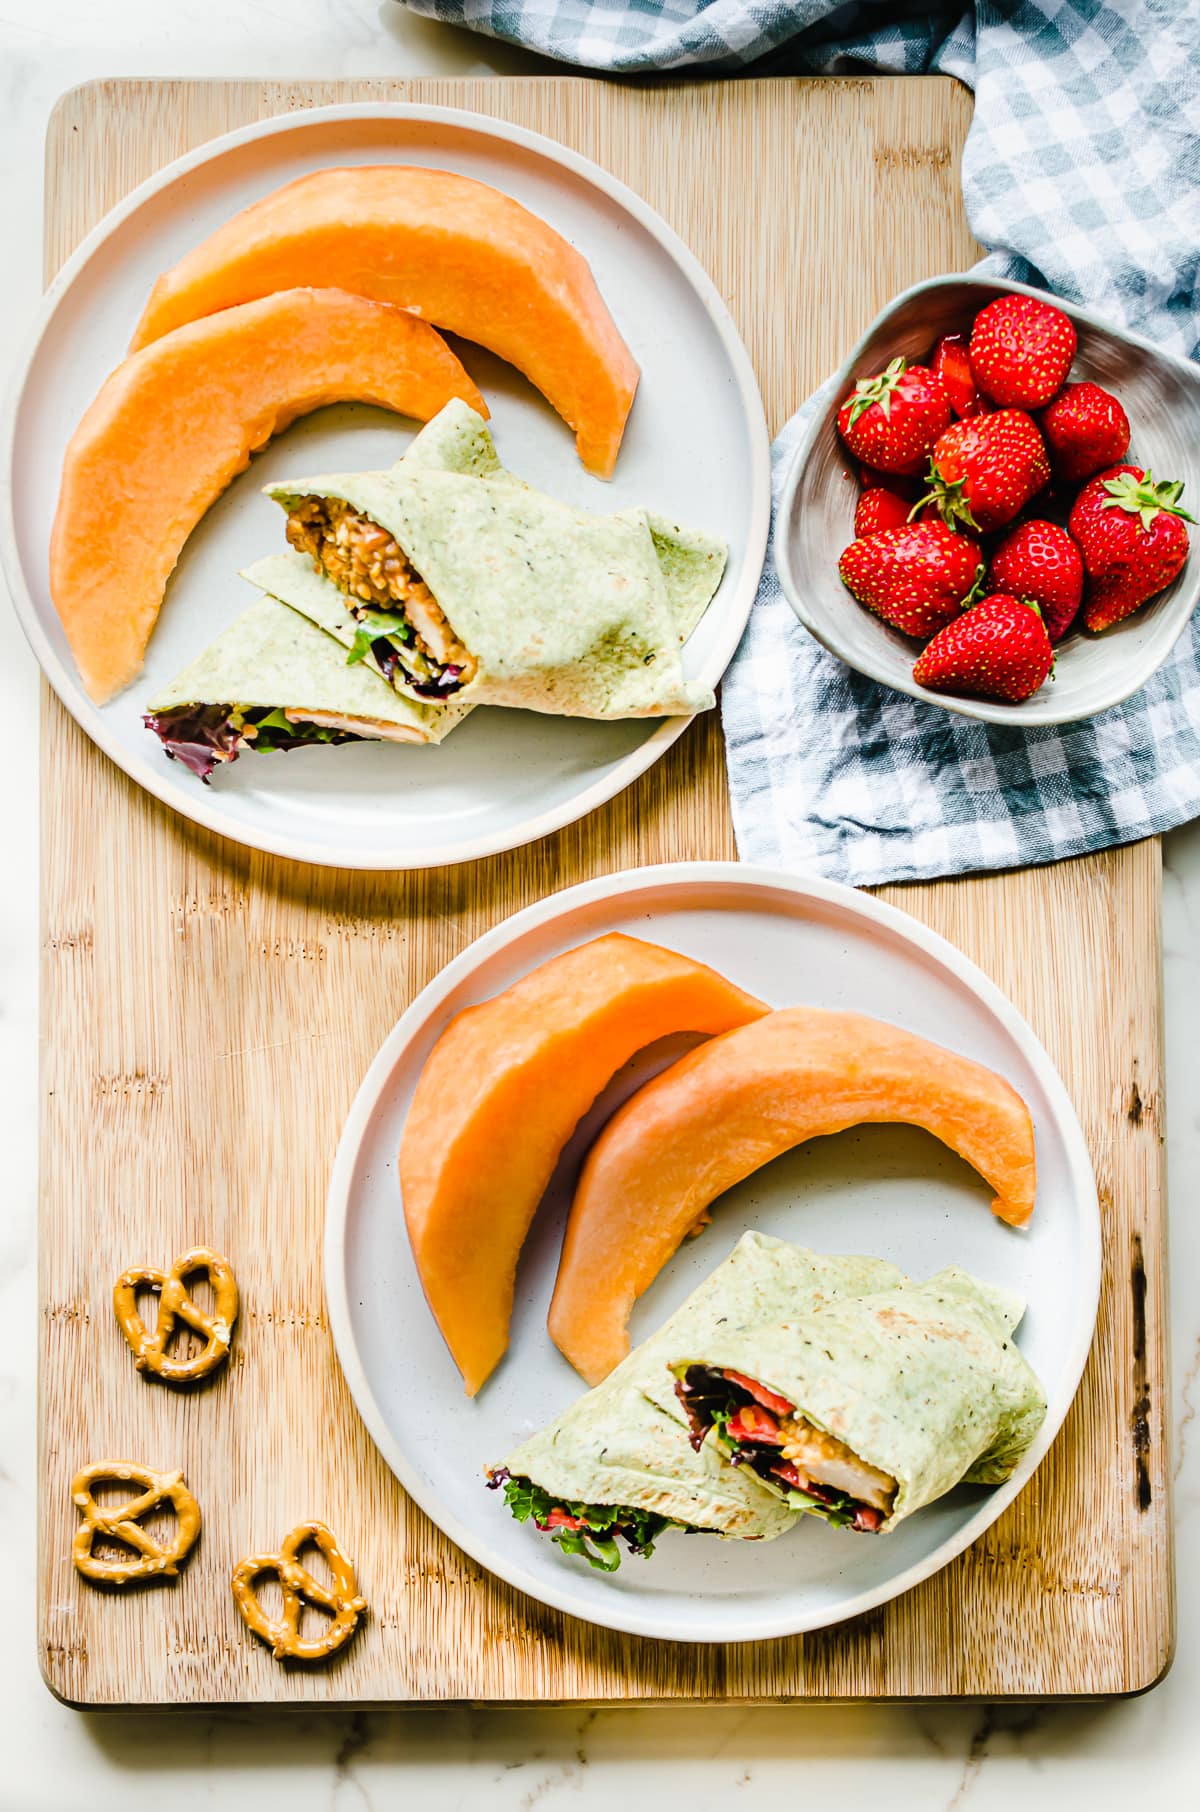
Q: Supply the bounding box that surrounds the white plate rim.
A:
[323,860,1101,1643]
[0,100,771,871]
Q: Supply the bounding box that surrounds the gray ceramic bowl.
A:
[775,274,1200,726]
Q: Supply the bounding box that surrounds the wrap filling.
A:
[286,495,476,697]
[674,1366,897,1532]
[486,1467,688,1573]
[144,700,421,783]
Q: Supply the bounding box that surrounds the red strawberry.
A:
[931,333,983,417]
[968,294,1076,408]
[987,519,1084,642]
[1069,465,1194,631]
[858,465,924,500]
[837,357,952,475]
[839,521,983,638]
[914,595,1054,704]
[920,410,1050,533]
[1039,381,1131,483]
[854,486,912,537]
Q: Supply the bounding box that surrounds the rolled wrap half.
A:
[386,399,728,644]
[670,1267,1047,1534]
[250,402,725,704]
[144,594,460,781]
[265,447,721,719]
[489,1231,904,1570]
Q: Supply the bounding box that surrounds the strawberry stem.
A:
[962,564,987,608]
[1100,469,1196,530]
[914,461,981,535]
[848,356,908,426]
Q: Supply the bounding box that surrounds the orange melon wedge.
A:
[51,286,487,704]
[129,167,640,478]
[398,934,767,1396]
[549,1007,1038,1385]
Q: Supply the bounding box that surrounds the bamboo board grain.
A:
[38,76,1171,1706]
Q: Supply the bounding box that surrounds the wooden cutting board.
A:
[39,76,1172,1706]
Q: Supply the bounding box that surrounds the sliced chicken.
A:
[286,496,477,682]
[284,709,424,745]
[780,1415,896,1515]
[400,584,463,668]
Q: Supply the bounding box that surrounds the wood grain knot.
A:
[1131,1233,1152,1511]
[44,1300,89,1324]
[174,890,251,921]
[249,1306,326,1332]
[1122,1060,1157,1129]
[966,1542,1119,1599]
[325,917,407,943]
[92,1071,169,1101]
[169,1634,243,1657]
[874,145,953,172]
[46,926,94,953]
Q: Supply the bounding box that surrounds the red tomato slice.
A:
[724,1369,794,1416]
[541,1507,586,1532]
[771,1459,804,1489]
[728,1404,785,1445]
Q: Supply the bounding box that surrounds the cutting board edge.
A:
[35,74,1171,1708]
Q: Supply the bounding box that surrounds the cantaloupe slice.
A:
[51,286,487,704]
[549,1007,1038,1385]
[398,934,767,1396]
[129,167,640,479]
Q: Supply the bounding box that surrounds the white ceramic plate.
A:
[0,105,770,869]
[325,863,1099,1643]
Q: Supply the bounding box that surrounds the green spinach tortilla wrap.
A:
[388,399,728,644]
[488,1232,904,1570]
[670,1267,1047,1534]
[261,400,725,720]
[143,593,467,782]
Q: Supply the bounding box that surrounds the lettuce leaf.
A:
[782,1487,855,1528]
[143,702,243,782]
[346,608,414,668]
[494,1474,680,1571]
[249,708,352,750]
[144,703,357,781]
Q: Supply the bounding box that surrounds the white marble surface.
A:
[0,4,1196,1804]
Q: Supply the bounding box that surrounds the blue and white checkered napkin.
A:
[405,0,1200,883]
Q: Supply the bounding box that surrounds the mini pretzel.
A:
[113,1245,238,1383]
[70,1461,201,1586]
[231,1521,367,1662]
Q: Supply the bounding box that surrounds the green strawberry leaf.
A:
[1100,468,1196,529]
[848,356,908,426]
[915,466,980,536]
